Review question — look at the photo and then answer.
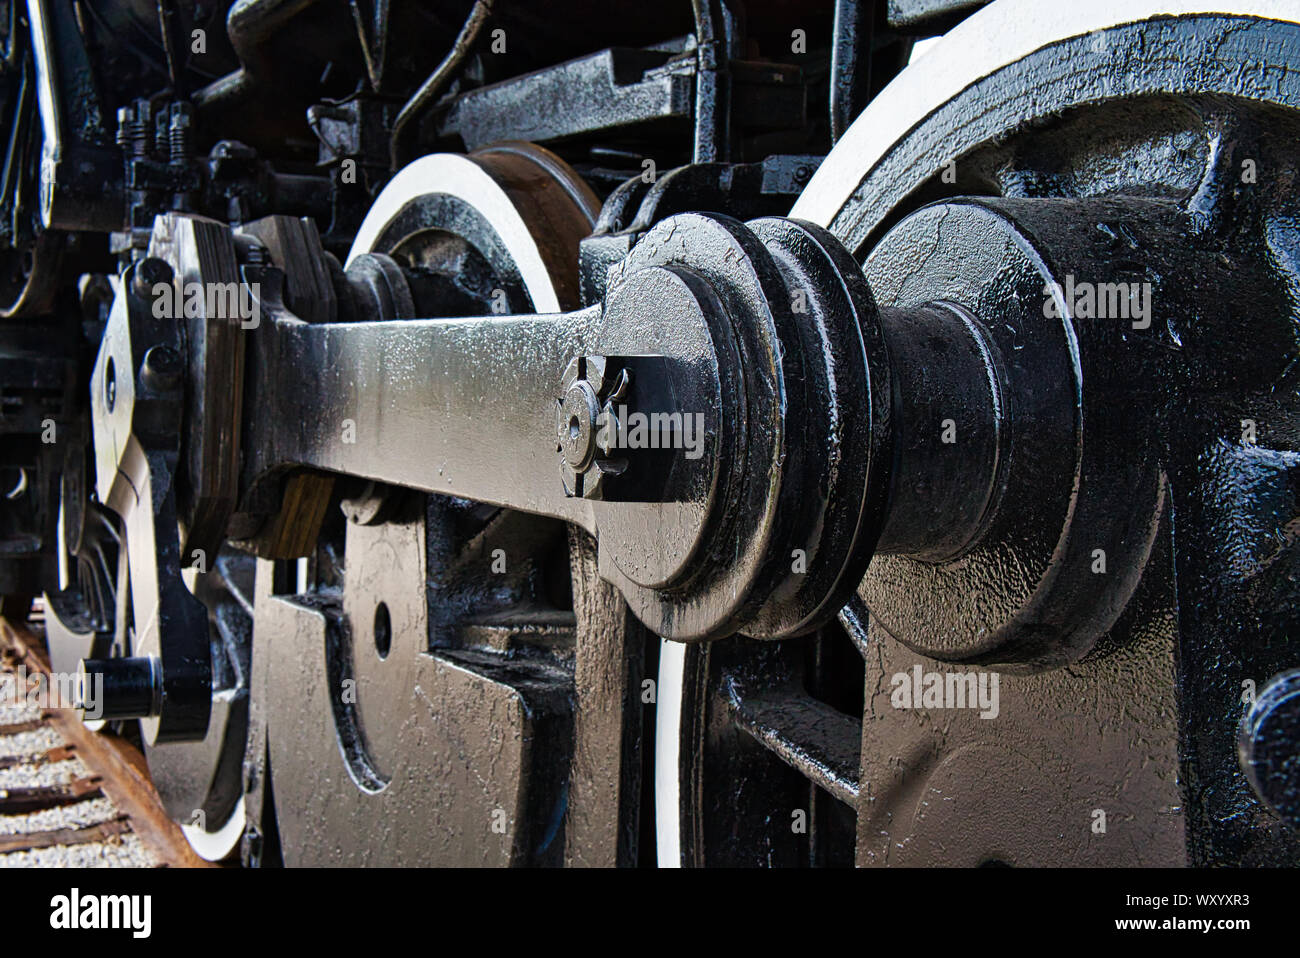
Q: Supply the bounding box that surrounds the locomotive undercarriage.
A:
[0,0,1298,867]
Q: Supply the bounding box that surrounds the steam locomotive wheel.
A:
[249,144,638,866]
[656,0,1300,866]
[49,433,256,860]
[163,551,256,861]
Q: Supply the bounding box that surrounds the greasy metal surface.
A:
[733,689,861,805]
[869,303,1002,561]
[0,9,62,319]
[7,0,1297,870]
[886,0,985,30]
[241,198,892,644]
[42,589,112,676]
[556,353,693,504]
[563,527,646,866]
[235,215,337,325]
[349,146,599,311]
[662,3,1300,867]
[1239,670,1300,822]
[143,549,254,858]
[577,156,823,308]
[829,0,866,144]
[862,198,1163,667]
[669,634,861,866]
[236,148,602,537]
[597,213,890,642]
[246,137,642,866]
[799,3,1297,866]
[25,0,122,232]
[259,505,571,866]
[792,3,1300,244]
[44,486,120,676]
[588,270,723,586]
[689,0,739,163]
[741,216,891,639]
[855,525,1185,866]
[602,214,785,638]
[389,0,490,166]
[439,48,694,151]
[244,305,603,527]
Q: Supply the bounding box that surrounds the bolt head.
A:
[1239,668,1300,823]
[141,345,183,392]
[133,258,174,299]
[558,380,600,471]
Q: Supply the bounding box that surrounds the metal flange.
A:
[591,213,891,641]
[860,196,1169,668]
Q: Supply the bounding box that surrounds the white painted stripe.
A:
[654,637,686,867]
[791,0,1300,227]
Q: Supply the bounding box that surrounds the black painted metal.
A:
[440,48,697,154]
[1240,670,1300,824]
[25,0,122,233]
[229,208,893,645]
[0,0,1296,870]
[78,655,158,720]
[85,256,213,744]
[786,7,1300,867]
[886,0,985,32]
[829,0,866,144]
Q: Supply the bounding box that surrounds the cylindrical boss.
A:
[77,656,161,721]
[873,302,1006,562]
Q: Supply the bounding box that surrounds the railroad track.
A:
[0,613,210,868]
